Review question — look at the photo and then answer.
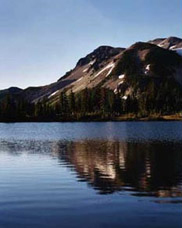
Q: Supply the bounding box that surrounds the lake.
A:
[0,122,181,228]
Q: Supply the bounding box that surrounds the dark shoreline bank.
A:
[0,114,181,123]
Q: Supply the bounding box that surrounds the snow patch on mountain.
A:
[144,64,151,75]
[89,59,96,65]
[174,48,182,57]
[146,64,150,71]
[114,88,118,93]
[77,77,83,82]
[118,74,125,79]
[48,90,59,98]
[94,62,115,78]
[170,48,182,57]
[106,63,115,77]
[169,45,177,50]
[122,95,128,100]
[157,43,165,48]
[83,68,89,73]
[118,81,124,86]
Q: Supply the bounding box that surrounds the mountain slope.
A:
[47,37,182,105]
[0,36,182,110]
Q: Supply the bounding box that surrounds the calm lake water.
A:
[0,122,181,228]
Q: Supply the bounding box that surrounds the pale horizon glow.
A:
[0,0,181,90]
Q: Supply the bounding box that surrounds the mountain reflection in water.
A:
[54,140,182,197]
[1,139,182,198]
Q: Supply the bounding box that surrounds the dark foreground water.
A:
[0,122,181,228]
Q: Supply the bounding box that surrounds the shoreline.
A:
[0,114,182,123]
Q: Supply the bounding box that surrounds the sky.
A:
[0,0,181,89]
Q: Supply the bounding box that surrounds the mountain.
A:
[39,36,182,106]
[0,36,182,121]
[149,36,182,49]
[0,87,22,96]
[0,87,22,101]
[21,45,125,103]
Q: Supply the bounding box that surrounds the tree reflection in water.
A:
[1,138,182,197]
[55,140,182,197]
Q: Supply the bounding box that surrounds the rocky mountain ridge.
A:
[1,36,182,106]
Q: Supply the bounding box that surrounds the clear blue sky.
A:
[0,0,181,89]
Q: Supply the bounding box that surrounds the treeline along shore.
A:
[0,87,182,122]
